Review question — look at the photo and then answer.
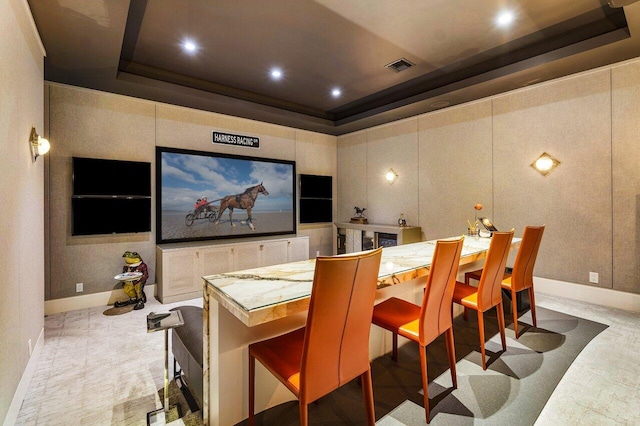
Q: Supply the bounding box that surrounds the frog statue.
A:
[114,251,149,310]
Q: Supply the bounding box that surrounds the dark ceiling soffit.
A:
[120,0,147,64]
[117,61,331,120]
[334,26,632,128]
[117,4,628,128]
[118,0,330,120]
[114,70,337,132]
[331,6,629,122]
[111,3,631,134]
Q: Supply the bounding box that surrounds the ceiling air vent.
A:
[385,58,415,73]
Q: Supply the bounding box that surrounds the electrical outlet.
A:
[589,272,599,284]
[316,250,320,257]
[76,282,83,293]
[28,339,32,356]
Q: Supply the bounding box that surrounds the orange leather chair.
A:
[464,225,545,338]
[248,247,383,426]
[371,237,464,424]
[453,230,514,370]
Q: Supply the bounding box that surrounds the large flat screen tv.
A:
[72,157,151,236]
[156,147,296,244]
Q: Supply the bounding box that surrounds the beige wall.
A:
[0,0,45,422]
[338,59,640,294]
[46,85,337,300]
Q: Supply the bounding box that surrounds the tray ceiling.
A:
[28,0,640,135]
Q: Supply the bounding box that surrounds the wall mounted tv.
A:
[156,147,296,244]
[299,174,332,223]
[72,157,151,236]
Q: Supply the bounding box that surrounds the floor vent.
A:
[385,58,415,72]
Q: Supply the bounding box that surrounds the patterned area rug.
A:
[238,306,607,425]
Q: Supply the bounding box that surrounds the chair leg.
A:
[392,332,398,361]
[529,286,537,328]
[419,344,431,424]
[511,289,519,339]
[249,354,255,426]
[477,310,486,370]
[496,302,507,351]
[361,369,376,426]
[445,327,457,389]
[463,307,469,321]
[299,401,308,426]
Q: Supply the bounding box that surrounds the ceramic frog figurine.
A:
[114,251,149,310]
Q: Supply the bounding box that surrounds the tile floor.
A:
[14,292,640,425]
[15,296,202,426]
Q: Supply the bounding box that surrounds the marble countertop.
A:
[204,236,520,326]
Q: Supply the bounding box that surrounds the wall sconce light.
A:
[531,152,560,176]
[30,127,50,162]
[385,168,398,184]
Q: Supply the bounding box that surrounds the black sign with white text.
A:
[212,131,260,148]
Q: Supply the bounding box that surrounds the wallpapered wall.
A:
[338,60,640,294]
[0,0,45,422]
[45,84,336,300]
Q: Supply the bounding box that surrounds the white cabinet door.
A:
[345,228,362,253]
[198,246,234,278]
[260,240,289,267]
[288,237,309,262]
[233,243,262,271]
[158,249,199,302]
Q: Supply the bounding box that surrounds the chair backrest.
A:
[419,236,464,346]
[477,230,515,311]
[511,225,545,292]
[300,247,383,403]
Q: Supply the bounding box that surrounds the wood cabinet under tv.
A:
[335,222,422,254]
[156,236,309,303]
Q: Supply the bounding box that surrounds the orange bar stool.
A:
[371,237,464,424]
[248,247,383,426]
[464,225,545,338]
[453,230,514,370]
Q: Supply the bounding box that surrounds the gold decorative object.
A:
[351,206,368,224]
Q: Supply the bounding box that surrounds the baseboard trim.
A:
[4,327,44,425]
[44,284,156,315]
[536,277,640,313]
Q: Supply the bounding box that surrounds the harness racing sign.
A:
[212,131,260,149]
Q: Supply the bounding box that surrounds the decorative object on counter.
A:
[479,217,499,236]
[531,152,561,176]
[385,168,398,184]
[351,206,368,224]
[114,251,149,310]
[397,213,407,227]
[478,228,492,238]
[467,203,483,237]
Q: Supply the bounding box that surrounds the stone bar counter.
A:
[202,236,520,425]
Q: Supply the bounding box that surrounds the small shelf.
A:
[335,222,422,254]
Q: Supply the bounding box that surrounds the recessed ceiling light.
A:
[182,39,198,54]
[270,68,283,80]
[495,10,515,27]
[331,88,342,98]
